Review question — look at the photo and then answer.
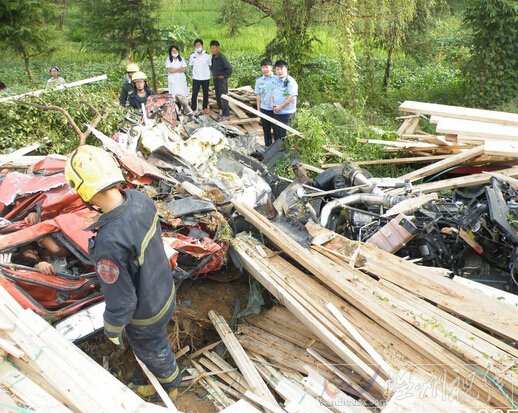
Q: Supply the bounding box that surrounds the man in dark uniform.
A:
[65,145,181,401]
[128,71,155,110]
[120,63,140,106]
[210,40,232,121]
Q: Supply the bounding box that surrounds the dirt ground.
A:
[79,271,252,413]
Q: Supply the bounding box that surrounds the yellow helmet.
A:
[65,145,125,202]
[126,63,140,73]
[131,71,147,82]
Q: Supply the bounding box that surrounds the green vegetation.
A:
[0,0,516,165]
[464,0,518,108]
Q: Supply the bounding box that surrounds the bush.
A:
[0,87,123,154]
[284,104,403,177]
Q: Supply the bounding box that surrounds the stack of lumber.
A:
[187,308,371,412]
[0,286,177,413]
[343,101,518,169]
[204,86,263,136]
[231,201,518,412]
[395,101,518,157]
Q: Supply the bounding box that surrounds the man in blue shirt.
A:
[254,59,277,146]
[271,60,298,139]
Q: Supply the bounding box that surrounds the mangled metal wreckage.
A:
[1,96,518,344]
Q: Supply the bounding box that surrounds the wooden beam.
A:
[399,145,484,182]
[400,166,518,194]
[433,117,518,140]
[326,303,395,379]
[207,310,279,407]
[0,75,108,103]
[221,94,302,137]
[0,144,40,168]
[399,100,518,127]
[322,155,451,168]
[224,117,261,126]
[233,239,388,394]
[483,139,518,157]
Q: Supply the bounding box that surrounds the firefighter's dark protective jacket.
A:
[87,190,175,336]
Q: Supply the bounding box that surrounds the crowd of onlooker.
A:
[1,39,298,147]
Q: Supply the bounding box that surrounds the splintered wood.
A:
[230,201,517,412]
[203,87,264,136]
[0,286,178,413]
[322,101,518,171]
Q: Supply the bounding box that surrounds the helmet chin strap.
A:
[84,201,102,213]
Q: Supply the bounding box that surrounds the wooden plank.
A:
[323,155,451,168]
[397,116,420,135]
[232,217,512,406]
[0,75,108,103]
[306,348,379,406]
[135,355,179,411]
[228,102,249,119]
[302,367,371,413]
[399,145,484,182]
[326,303,394,379]
[233,239,388,395]
[0,360,73,413]
[191,359,233,409]
[221,94,302,137]
[323,145,345,158]
[300,163,324,173]
[225,117,261,126]
[399,100,518,127]
[243,390,286,413]
[208,310,279,407]
[359,139,439,149]
[483,139,518,157]
[434,117,518,140]
[0,287,175,413]
[219,399,262,413]
[400,166,518,194]
[203,351,251,394]
[253,362,334,413]
[0,144,40,168]
[322,233,518,343]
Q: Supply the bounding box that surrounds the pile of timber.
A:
[186,308,373,413]
[347,101,518,169]
[0,286,177,413]
[229,201,518,412]
[204,86,263,136]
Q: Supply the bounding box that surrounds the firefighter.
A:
[64,145,181,400]
[128,71,155,110]
[120,63,140,106]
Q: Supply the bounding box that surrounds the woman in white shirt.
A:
[46,67,65,87]
[165,45,188,97]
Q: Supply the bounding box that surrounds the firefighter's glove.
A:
[104,328,125,350]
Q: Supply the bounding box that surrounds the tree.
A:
[219,0,269,36]
[463,0,518,108]
[79,0,188,91]
[0,0,59,81]
[354,0,440,90]
[238,0,320,78]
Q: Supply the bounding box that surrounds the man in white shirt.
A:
[188,39,212,114]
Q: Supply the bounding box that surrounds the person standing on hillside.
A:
[65,145,181,401]
[46,67,65,88]
[271,60,298,139]
[120,63,140,106]
[166,45,188,97]
[254,59,277,146]
[189,39,212,114]
[210,40,232,121]
[0,81,11,94]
